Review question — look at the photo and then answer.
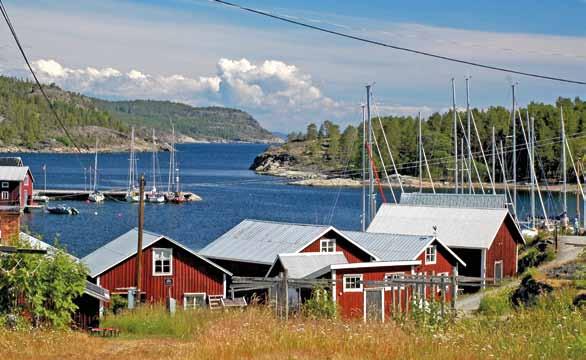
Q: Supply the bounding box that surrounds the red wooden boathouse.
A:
[82,228,232,309]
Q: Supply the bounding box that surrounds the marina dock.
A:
[33,189,128,201]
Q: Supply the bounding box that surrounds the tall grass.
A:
[0,289,584,360]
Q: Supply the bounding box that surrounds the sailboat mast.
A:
[460,138,464,192]
[361,104,366,231]
[511,84,517,218]
[561,107,567,215]
[93,138,98,192]
[466,77,472,194]
[492,127,496,195]
[129,127,135,191]
[528,111,536,228]
[418,111,423,193]
[452,78,458,194]
[366,85,375,224]
[152,129,157,191]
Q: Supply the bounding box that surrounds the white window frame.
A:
[425,245,437,265]
[384,272,405,290]
[152,248,173,276]
[343,274,363,292]
[1,191,8,200]
[24,176,29,185]
[183,292,206,309]
[1,182,8,188]
[320,238,336,253]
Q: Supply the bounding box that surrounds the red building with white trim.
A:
[82,228,232,309]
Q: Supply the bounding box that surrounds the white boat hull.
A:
[88,192,105,202]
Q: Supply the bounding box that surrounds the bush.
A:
[301,287,338,319]
[478,288,513,316]
[110,295,127,315]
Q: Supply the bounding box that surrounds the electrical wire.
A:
[211,0,586,85]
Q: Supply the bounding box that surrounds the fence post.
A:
[440,275,446,318]
[283,269,289,321]
[450,266,458,312]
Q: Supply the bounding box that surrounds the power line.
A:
[0,0,84,154]
[212,0,586,86]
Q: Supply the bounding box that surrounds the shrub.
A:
[478,288,513,316]
[301,287,338,319]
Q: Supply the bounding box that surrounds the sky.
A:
[0,0,585,132]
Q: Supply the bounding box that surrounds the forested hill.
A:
[92,100,281,143]
[253,97,586,183]
[0,76,280,152]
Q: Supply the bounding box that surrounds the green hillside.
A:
[0,76,279,151]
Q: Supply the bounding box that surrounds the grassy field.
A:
[0,288,584,360]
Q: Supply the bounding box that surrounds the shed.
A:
[200,220,378,276]
[367,204,524,282]
[0,166,34,210]
[82,228,231,308]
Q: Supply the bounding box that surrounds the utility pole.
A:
[452,78,458,193]
[466,77,472,194]
[418,111,423,193]
[135,175,146,300]
[511,84,517,218]
[366,85,375,224]
[361,104,366,232]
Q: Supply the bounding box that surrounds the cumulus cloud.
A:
[21,58,338,130]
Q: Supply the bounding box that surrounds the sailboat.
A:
[88,138,105,203]
[165,124,186,203]
[125,127,142,202]
[147,129,166,203]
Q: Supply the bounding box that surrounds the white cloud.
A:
[20,58,338,130]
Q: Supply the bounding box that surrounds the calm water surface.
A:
[6,143,575,258]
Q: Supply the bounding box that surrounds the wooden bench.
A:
[89,327,120,337]
[208,295,247,310]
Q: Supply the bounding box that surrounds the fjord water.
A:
[9,144,577,258]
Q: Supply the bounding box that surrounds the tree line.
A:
[286,97,586,182]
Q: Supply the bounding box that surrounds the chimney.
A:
[0,210,21,245]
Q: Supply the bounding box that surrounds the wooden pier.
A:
[33,189,127,201]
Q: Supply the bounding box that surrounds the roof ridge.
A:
[241,218,331,228]
[344,229,433,238]
[382,203,508,212]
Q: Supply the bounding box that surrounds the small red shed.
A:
[0,165,34,210]
[82,228,232,309]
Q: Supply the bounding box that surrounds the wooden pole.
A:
[450,266,458,311]
[135,175,146,299]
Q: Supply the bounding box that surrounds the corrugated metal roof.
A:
[269,252,348,278]
[19,232,64,256]
[200,220,332,265]
[367,204,520,249]
[400,192,507,209]
[343,231,433,262]
[0,157,23,166]
[0,166,30,182]
[82,228,231,278]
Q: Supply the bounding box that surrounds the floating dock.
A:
[33,189,202,202]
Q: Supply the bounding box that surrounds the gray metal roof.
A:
[19,232,63,256]
[0,166,30,182]
[342,231,433,262]
[267,252,348,278]
[0,157,23,166]
[200,220,333,265]
[367,204,522,249]
[400,192,507,209]
[81,228,231,278]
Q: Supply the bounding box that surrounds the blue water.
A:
[7,143,578,258]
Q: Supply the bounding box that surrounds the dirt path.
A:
[455,236,585,314]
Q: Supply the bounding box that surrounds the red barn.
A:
[82,228,231,309]
[200,220,378,277]
[0,165,34,210]
[368,203,525,283]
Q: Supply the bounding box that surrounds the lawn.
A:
[0,288,584,360]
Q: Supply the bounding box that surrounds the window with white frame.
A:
[1,182,8,188]
[320,238,336,253]
[384,272,405,289]
[152,248,172,276]
[184,293,206,309]
[343,274,362,292]
[425,245,437,264]
[1,191,8,200]
[24,176,28,185]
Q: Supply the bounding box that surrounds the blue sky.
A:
[1,0,585,131]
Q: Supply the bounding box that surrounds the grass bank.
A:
[0,288,584,360]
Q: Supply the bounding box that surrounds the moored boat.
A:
[47,204,79,215]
